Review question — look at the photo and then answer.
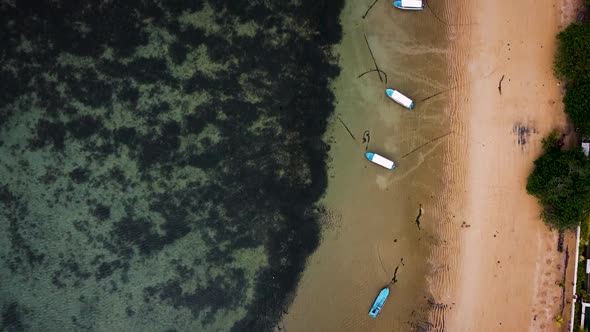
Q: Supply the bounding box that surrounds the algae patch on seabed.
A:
[0,1,344,331]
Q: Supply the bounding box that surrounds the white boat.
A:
[386,88,414,110]
[365,152,396,170]
[393,0,425,10]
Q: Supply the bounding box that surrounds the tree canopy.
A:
[555,23,590,83]
[564,84,590,136]
[527,133,590,229]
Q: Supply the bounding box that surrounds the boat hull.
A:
[369,287,390,318]
[386,88,414,109]
[393,0,425,10]
[365,152,396,170]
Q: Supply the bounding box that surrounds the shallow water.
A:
[282,0,466,330]
[0,1,344,331]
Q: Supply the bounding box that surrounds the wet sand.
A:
[445,0,582,330]
[281,0,465,330]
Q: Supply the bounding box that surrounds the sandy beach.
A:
[444,0,583,330]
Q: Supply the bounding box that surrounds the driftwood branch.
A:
[420,66,498,103]
[420,88,452,102]
[426,1,478,26]
[337,117,357,142]
[362,0,379,19]
[414,204,423,230]
[390,258,404,285]
[401,132,453,159]
[391,265,400,284]
[426,1,451,26]
[362,130,371,150]
[357,69,388,84]
[364,34,383,83]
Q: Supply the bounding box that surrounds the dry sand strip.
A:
[444,0,583,330]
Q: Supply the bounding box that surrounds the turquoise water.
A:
[0,1,343,330]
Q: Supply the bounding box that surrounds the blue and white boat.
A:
[369,287,390,318]
[393,0,425,10]
[365,152,396,170]
[386,88,414,110]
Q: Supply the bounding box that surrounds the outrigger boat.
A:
[393,0,425,10]
[369,287,390,318]
[386,88,414,110]
[365,152,396,170]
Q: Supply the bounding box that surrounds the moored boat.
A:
[369,287,390,318]
[365,152,396,170]
[386,88,414,110]
[393,0,425,10]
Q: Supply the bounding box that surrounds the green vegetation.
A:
[577,258,588,297]
[555,23,590,83]
[565,84,590,136]
[574,257,588,331]
[527,3,590,230]
[531,4,590,330]
[526,132,590,229]
[555,314,564,328]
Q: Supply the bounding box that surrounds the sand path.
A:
[445,0,580,330]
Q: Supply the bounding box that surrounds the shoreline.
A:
[424,0,471,326]
[282,0,461,330]
[444,0,581,329]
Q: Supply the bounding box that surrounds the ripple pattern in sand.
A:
[423,0,472,329]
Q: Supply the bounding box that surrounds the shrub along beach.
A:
[527,2,590,329]
[527,131,590,230]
